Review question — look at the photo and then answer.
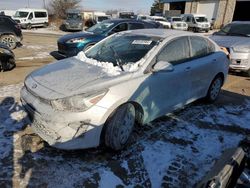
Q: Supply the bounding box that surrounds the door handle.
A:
[185,67,191,70]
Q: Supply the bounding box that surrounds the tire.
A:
[246,69,250,77]
[0,35,17,50]
[44,22,49,27]
[26,23,32,30]
[206,76,223,103]
[1,57,15,72]
[104,103,136,150]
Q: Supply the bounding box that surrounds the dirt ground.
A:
[0,31,250,187]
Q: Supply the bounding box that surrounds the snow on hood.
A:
[75,52,142,76]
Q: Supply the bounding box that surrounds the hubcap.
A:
[1,36,15,48]
[118,105,135,145]
[210,78,221,100]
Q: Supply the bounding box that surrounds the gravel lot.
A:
[0,30,250,188]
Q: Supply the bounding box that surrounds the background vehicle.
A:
[119,11,135,19]
[210,21,250,76]
[0,10,16,17]
[0,15,22,49]
[22,29,229,151]
[167,16,188,31]
[57,19,161,57]
[181,14,210,32]
[0,43,15,72]
[13,8,48,29]
[150,16,171,29]
[63,9,83,31]
[93,12,110,24]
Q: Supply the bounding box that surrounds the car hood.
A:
[58,31,99,43]
[210,35,250,48]
[26,57,132,100]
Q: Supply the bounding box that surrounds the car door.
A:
[109,22,128,34]
[187,36,217,99]
[133,36,191,122]
[28,12,34,25]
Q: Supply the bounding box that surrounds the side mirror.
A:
[153,61,174,72]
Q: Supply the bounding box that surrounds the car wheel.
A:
[104,103,136,150]
[2,58,15,72]
[0,35,17,50]
[206,76,223,102]
[246,69,250,77]
[26,23,32,29]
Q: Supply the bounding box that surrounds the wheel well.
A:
[216,72,225,85]
[99,101,144,146]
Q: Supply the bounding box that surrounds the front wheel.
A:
[104,103,136,150]
[206,76,223,103]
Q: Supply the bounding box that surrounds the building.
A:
[160,0,250,28]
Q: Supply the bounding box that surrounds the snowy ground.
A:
[0,84,250,187]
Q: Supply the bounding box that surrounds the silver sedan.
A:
[210,21,250,76]
[21,29,229,150]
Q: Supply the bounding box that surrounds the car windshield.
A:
[215,23,250,37]
[85,34,160,66]
[14,11,29,18]
[195,17,208,22]
[67,13,81,20]
[86,21,115,34]
[172,17,182,22]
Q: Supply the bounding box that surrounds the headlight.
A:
[66,37,86,44]
[51,90,108,112]
[232,46,250,53]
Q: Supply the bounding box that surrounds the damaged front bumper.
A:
[20,86,107,150]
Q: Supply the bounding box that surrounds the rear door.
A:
[187,36,217,99]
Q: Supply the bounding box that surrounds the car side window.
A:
[190,36,214,58]
[28,12,33,20]
[186,16,190,22]
[112,23,128,33]
[128,23,144,30]
[157,37,190,65]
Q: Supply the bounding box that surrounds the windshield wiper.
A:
[110,46,124,71]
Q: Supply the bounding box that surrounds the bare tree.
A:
[49,0,81,19]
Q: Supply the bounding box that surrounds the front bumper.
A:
[57,41,84,57]
[20,86,108,150]
[229,52,250,72]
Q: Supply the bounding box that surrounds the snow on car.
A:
[20,29,229,151]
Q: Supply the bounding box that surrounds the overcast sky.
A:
[0,0,154,14]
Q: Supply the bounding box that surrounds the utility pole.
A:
[27,0,30,8]
[43,0,46,8]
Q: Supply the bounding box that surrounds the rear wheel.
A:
[104,103,136,150]
[26,23,32,30]
[206,76,223,102]
[0,35,17,50]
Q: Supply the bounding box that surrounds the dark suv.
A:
[0,15,23,49]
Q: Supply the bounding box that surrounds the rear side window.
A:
[128,23,144,30]
[157,37,190,65]
[190,36,215,58]
[34,12,47,18]
[112,23,128,33]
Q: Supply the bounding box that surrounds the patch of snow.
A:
[17,52,50,60]
[99,169,125,188]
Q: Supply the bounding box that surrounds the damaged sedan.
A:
[21,29,229,150]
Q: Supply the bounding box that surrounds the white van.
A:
[181,14,210,32]
[13,8,48,29]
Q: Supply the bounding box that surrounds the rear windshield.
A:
[195,17,208,22]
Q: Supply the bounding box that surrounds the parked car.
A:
[0,43,15,72]
[57,19,161,57]
[0,15,23,49]
[181,14,210,32]
[150,16,171,29]
[167,16,188,30]
[13,8,48,29]
[63,9,83,31]
[210,21,250,76]
[21,29,229,151]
